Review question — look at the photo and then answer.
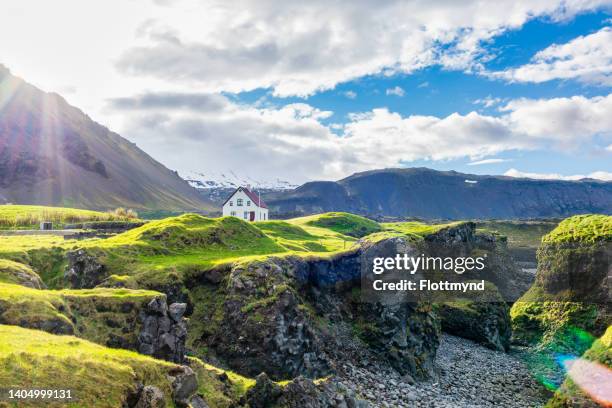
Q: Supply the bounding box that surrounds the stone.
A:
[64,249,107,288]
[134,386,165,408]
[169,366,198,403]
[246,373,283,408]
[168,303,187,322]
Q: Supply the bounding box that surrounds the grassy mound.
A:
[298,212,382,238]
[0,204,137,229]
[0,283,161,345]
[0,324,177,407]
[0,259,44,288]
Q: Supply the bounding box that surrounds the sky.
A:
[0,0,611,185]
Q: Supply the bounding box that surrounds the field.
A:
[0,205,139,229]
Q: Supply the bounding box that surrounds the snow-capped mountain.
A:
[182,170,298,190]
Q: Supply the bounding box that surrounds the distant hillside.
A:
[0,65,213,211]
[264,168,612,219]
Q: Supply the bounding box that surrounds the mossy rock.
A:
[0,259,44,289]
[438,281,511,351]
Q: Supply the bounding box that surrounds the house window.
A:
[243,211,248,219]
[229,201,233,206]
[246,200,251,206]
[237,199,243,206]
[230,211,236,216]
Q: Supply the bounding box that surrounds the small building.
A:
[222,186,269,222]
[40,221,53,230]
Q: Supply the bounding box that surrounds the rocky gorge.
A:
[0,212,609,407]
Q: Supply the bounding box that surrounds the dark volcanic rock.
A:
[264,167,612,219]
[138,297,188,364]
[438,283,512,352]
[64,249,107,288]
[133,385,165,408]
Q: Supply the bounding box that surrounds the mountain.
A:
[264,168,612,219]
[182,170,297,190]
[0,65,213,211]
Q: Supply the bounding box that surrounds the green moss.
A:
[190,358,256,404]
[382,221,463,237]
[542,214,611,244]
[0,324,178,407]
[297,212,382,238]
[0,283,162,345]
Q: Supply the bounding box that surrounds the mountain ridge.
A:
[0,65,213,211]
[264,167,612,219]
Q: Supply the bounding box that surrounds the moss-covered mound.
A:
[511,214,611,345]
[542,214,612,244]
[510,214,611,392]
[0,259,44,288]
[302,212,382,238]
[0,325,250,408]
[0,283,161,347]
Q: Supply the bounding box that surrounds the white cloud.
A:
[343,90,357,99]
[493,26,612,86]
[113,92,612,183]
[473,96,504,108]
[467,158,510,165]
[386,86,405,97]
[501,94,612,144]
[114,0,611,96]
[504,168,612,181]
[606,144,612,151]
[418,82,429,88]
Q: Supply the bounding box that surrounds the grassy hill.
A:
[0,324,253,408]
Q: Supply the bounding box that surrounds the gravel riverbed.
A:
[335,334,550,407]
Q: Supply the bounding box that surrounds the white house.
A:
[222,186,269,222]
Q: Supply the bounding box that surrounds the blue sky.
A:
[231,10,612,179]
[1,0,611,184]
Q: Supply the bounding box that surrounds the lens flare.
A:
[561,356,612,407]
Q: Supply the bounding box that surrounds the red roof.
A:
[223,186,268,209]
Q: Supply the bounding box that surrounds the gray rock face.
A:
[138,297,187,364]
[169,365,198,407]
[64,249,107,288]
[439,298,511,352]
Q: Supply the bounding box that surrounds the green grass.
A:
[0,259,42,287]
[0,324,178,407]
[292,212,382,238]
[542,214,612,244]
[0,282,162,343]
[475,220,558,248]
[381,220,462,238]
[0,204,138,229]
